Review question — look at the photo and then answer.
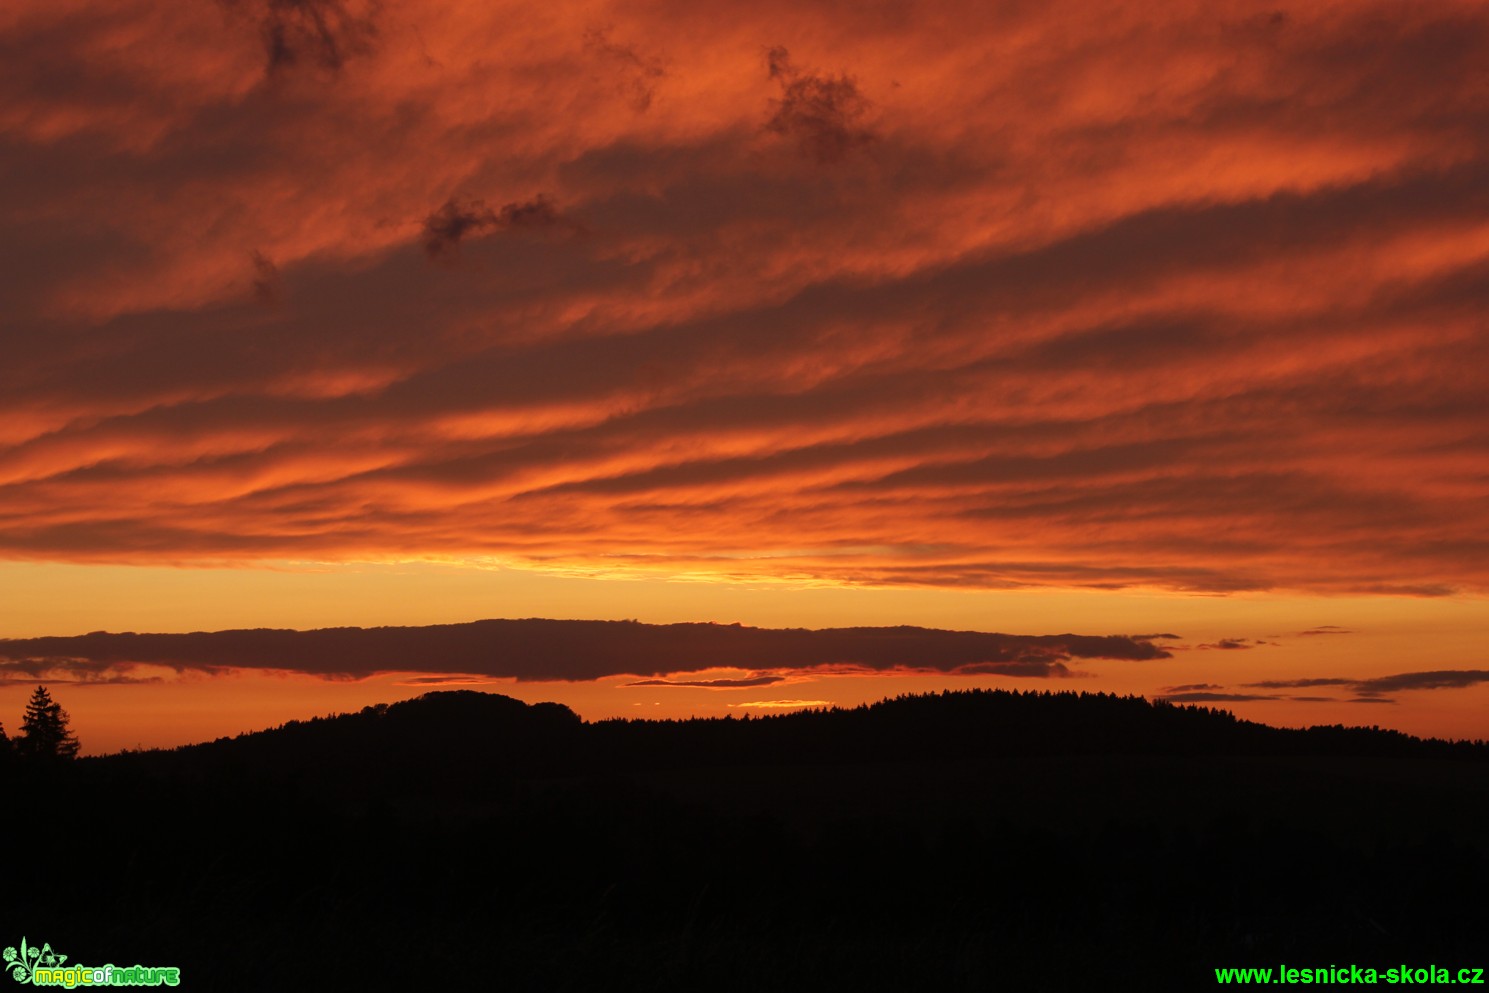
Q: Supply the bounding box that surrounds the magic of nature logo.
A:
[4,938,180,988]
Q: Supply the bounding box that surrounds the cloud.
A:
[1246,678,1354,689]
[395,675,496,686]
[421,196,564,258]
[1222,668,1489,705]
[1157,691,1277,703]
[220,0,380,74]
[1352,670,1489,694]
[421,200,496,259]
[1198,638,1255,650]
[954,660,1078,678]
[1297,626,1355,636]
[250,251,280,305]
[0,619,1171,683]
[1246,671,1489,695]
[583,28,667,112]
[727,699,831,710]
[0,674,163,688]
[764,46,875,162]
[1161,683,1224,693]
[624,675,786,688]
[1,0,1488,597]
[0,654,166,687]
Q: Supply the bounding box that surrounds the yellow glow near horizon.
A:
[9,558,1483,639]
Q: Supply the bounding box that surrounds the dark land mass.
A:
[3,690,1486,991]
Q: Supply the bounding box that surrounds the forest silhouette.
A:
[2,689,1484,991]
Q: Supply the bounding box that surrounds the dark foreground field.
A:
[3,690,1486,991]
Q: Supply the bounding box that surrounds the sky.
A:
[1,0,1486,753]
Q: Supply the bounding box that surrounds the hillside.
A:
[4,690,1485,992]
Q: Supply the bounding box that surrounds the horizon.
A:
[4,0,1487,755]
[4,611,1487,754]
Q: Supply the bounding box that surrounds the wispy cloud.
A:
[1352,670,1489,694]
[624,675,786,689]
[1157,691,1276,703]
[394,675,496,686]
[1176,668,1489,706]
[727,699,831,710]
[0,674,164,688]
[583,27,667,112]
[1245,677,1355,690]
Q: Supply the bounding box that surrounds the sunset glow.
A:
[2,0,1486,752]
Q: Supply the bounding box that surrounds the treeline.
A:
[593,689,1489,768]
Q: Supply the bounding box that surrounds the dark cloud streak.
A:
[1353,670,1489,694]
[422,196,564,259]
[0,619,1172,683]
[219,0,379,74]
[1245,671,1489,695]
[624,675,786,688]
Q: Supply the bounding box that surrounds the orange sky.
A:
[1,0,1486,753]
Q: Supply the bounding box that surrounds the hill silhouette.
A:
[3,690,1485,992]
[100,686,1489,771]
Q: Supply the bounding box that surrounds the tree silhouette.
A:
[17,686,80,761]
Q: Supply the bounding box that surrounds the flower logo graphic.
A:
[3,939,66,984]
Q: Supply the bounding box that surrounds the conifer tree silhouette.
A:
[17,686,80,760]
